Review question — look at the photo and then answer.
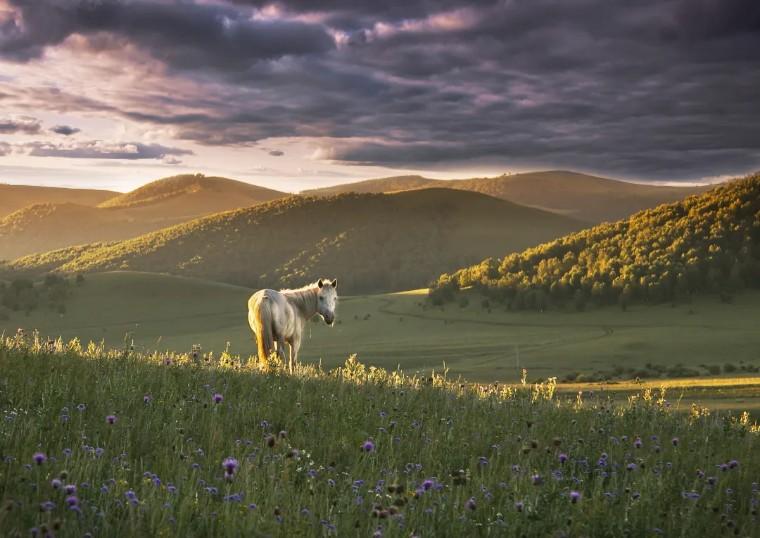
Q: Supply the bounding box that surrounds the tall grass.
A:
[0,333,758,537]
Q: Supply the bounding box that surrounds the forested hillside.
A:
[430,174,760,309]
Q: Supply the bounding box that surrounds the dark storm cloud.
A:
[0,0,334,69]
[25,141,193,160]
[50,125,80,136]
[0,116,41,134]
[2,0,759,180]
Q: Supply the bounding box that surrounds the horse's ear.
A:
[318,279,324,288]
[331,279,338,288]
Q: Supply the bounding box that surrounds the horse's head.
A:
[316,278,338,325]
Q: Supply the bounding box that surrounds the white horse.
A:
[248,278,338,373]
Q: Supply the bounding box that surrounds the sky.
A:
[0,0,759,192]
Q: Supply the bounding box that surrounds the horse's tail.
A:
[252,297,274,363]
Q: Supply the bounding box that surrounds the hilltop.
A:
[303,171,707,223]
[0,183,116,218]
[4,189,581,293]
[0,174,288,260]
[430,173,760,309]
[99,173,286,216]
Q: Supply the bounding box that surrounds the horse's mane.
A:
[279,282,320,294]
[280,283,320,318]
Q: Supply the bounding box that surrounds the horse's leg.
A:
[276,338,288,368]
[291,332,301,374]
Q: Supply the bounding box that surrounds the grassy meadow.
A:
[2,271,760,414]
[0,336,758,537]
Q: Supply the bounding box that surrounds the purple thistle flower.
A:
[106,415,117,425]
[707,476,717,486]
[143,394,152,404]
[465,497,476,511]
[531,474,543,486]
[570,490,581,504]
[515,501,524,512]
[627,463,637,472]
[558,453,568,464]
[728,459,739,469]
[40,501,56,512]
[478,456,488,466]
[634,437,643,449]
[672,437,679,446]
[361,440,375,453]
[65,495,79,507]
[422,479,434,491]
[64,484,77,495]
[212,393,223,404]
[51,479,62,489]
[32,452,47,465]
[76,403,86,412]
[62,448,72,457]
[222,457,239,474]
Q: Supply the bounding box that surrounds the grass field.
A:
[2,271,760,414]
[0,338,758,537]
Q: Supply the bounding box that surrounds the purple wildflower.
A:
[143,394,152,404]
[728,460,739,469]
[515,501,524,512]
[64,484,77,495]
[422,479,434,491]
[51,479,62,489]
[558,453,568,464]
[531,474,543,486]
[634,437,643,449]
[65,495,79,507]
[106,415,117,425]
[212,393,223,404]
[672,437,679,447]
[32,452,47,465]
[570,491,581,504]
[627,463,637,472]
[465,497,476,511]
[361,440,375,453]
[40,501,56,512]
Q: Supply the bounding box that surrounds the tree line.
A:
[430,174,760,310]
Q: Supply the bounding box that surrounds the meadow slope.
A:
[2,272,759,404]
[0,337,758,537]
[3,189,582,293]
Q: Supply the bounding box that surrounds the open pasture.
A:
[0,337,758,537]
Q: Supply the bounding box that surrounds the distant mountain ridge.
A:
[0,184,116,219]
[0,174,287,260]
[4,188,583,294]
[303,170,708,223]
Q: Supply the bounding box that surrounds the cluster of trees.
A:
[430,174,760,310]
[0,273,84,318]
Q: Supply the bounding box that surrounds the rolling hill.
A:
[0,174,288,260]
[430,173,760,309]
[303,170,707,223]
[3,189,582,293]
[0,183,116,218]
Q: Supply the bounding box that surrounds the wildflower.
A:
[105,415,117,425]
[478,456,488,466]
[32,452,47,465]
[728,460,739,469]
[672,437,679,447]
[422,479,435,491]
[531,474,543,486]
[51,479,62,490]
[212,393,223,404]
[63,448,72,458]
[223,457,239,480]
[558,453,568,464]
[634,437,643,449]
[65,496,79,507]
[515,501,524,512]
[570,491,581,504]
[39,501,56,512]
[143,395,152,404]
[76,404,86,412]
[465,497,476,511]
[64,484,77,495]
[361,440,375,453]
[626,463,637,472]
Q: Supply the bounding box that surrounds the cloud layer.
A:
[1,0,759,180]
